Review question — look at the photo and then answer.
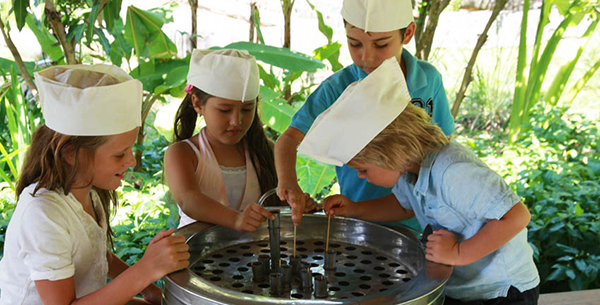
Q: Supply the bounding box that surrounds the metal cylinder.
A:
[251,261,265,282]
[258,254,270,275]
[268,211,281,270]
[299,268,312,292]
[324,249,337,270]
[279,264,292,288]
[289,256,300,278]
[269,272,283,296]
[313,274,328,298]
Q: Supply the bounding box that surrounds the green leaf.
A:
[296,154,337,198]
[129,58,188,92]
[305,0,333,43]
[546,266,566,282]
[0,58,35,76]
[12,0,29,31]
[25,14,64,63]
[86,0,102,46]
[258,87,295,133]
[219,41,325,72]
[103,0,123,29]
[124,5,177,59]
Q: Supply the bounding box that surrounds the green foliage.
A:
[465,105,600,293]
[219,41,325,73]
[124,5,177,59]
[0,66,39,192]
[508,0,600,142]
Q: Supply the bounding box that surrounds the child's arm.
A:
[274,127,307,226]
[323,194,415,222]
[164,142,274,232]
[35,229,189,304]
[426,201,530,266]
[106,252,161,304]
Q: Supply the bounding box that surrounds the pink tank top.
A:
[177,128,261,228]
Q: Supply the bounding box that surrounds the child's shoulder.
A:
[164,136,203,169]
[430,141,484,173]
[16,185,73,222]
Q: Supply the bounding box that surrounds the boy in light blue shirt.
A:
[275,0,454,227]
[303,57,539,304]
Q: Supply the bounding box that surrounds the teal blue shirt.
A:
[291,49,454,230]
[392,140,540,301]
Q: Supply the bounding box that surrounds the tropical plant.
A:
[508,0,600,142]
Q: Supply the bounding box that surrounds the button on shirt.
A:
[291,49,454,230]
[392,140,539,301]
[0,183,109,304]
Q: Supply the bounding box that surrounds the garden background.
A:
[0,0,599,294]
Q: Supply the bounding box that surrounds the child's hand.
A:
[140,228,190,282]
[322,194,358,218]
[425,229,461,265]
[303,193,322,213]
[234,203,275,233]
[276,181,306,226]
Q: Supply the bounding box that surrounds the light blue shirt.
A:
[392,140,540,301]
[291,49,454,230]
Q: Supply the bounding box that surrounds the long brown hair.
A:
[172,88,277,201]
[17,125,117,245]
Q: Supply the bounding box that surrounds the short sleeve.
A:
[440,162,520,221]
[18,198,75,281]
[430,73,455,136]
[392,177,413,211]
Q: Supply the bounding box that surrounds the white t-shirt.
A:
[0,183,109,304]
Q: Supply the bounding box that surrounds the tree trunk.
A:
[451,0,509,117]
[281,0,294,102]
[415,0,450,60]
[415,0,430,46]
[0,17,38,101]
[249,2,258,42]
[45,0,77,64]
[189,0,198,51]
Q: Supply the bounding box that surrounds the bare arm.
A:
[324,194,415,222]
[274,127,306,225]
[164,142,272,232]
[426,201,531,266]
[35,229,188,305]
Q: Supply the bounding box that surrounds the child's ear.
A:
[63,145,77,166]
[402,22,416,45]
[191,94,203,115]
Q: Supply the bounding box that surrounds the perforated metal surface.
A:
[163,212,452,305]
[190,239,416,300]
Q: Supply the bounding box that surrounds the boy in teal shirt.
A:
[275,0,454,226]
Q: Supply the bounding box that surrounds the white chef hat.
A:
[34,64,142,136]
[187,49,260,102]
[298,57,410,166]
[341,0,414,32]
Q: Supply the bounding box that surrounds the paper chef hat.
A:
[341,0,414,32]
[298,57,410,166]
[187,49,260,102]
[34,64,143,136]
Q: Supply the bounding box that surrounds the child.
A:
[275,0,454,226]
[164,49,316,232]
[303,58,540,304]
[0,64,189,304]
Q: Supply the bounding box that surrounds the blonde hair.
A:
[351,104,449,171]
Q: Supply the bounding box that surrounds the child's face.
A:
[345,24,405,74]
[195,96,256,147]
[349,161,401,188]
[90,128,138,191]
